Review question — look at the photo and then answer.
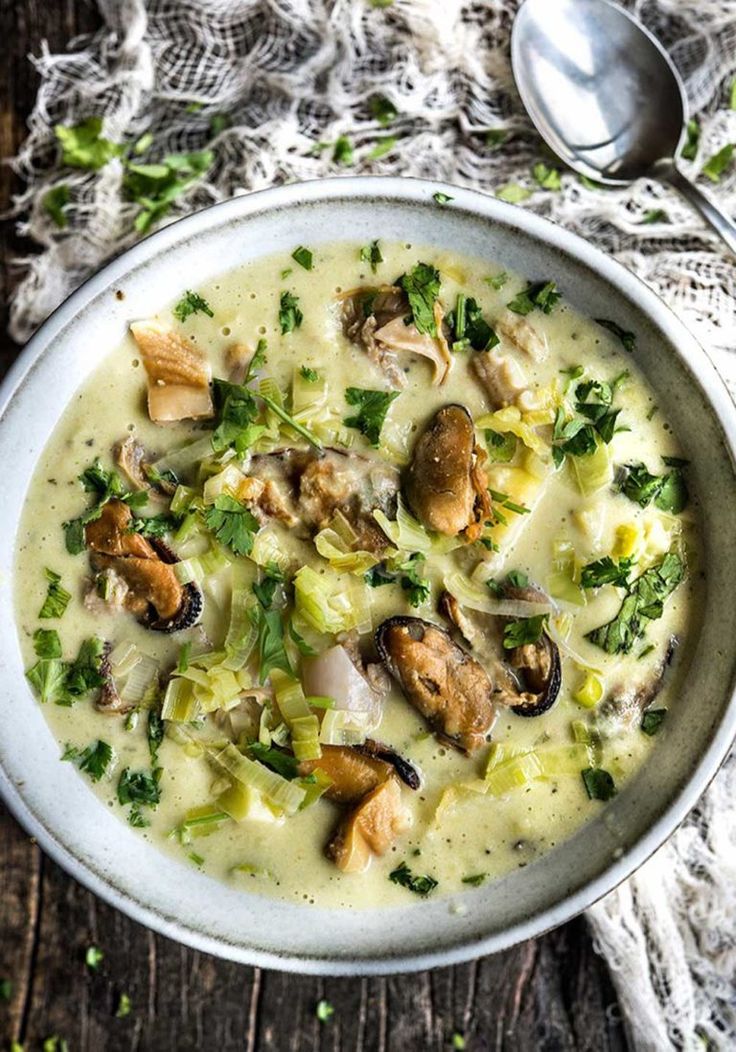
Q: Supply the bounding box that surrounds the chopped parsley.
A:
[42,184,70,228]
[702,143,734,183]
[291,246,313,271]
[278,291,303,334]
[681,118,700,161]
[484,429,516,463]
[33,628,62,659]
[581,767,617,801]
[250,570,293,683]
[299,366,319,382]
[448,294,499,351]
[461,873,487,887]
[595,318,636,353]
[65,458,148,554]
[85,946,104,971]
[39,569,71,619]
[343,387,400,447]
[116,993,132,1019]
[433,191,453,204]
[507,280,561,316]
[552,373,627,466]
[55,117,121,170]
[398,553,430,607]
[204,495,260,556]
[333,135,354,165]
[316,999,335,1022]
[641,708,667,736]
[173,290,214,323]
[360,240,383,273]
[618,461,689,514]
[580,556,634,590]
[28,637,106,707]
[369,95,397,126]
[532,162,561,190]
[63,739,115,782]
[128,513,178,538]
[211,377,264,455]
[398,262,441,336]
[123,149,214,232]
[118,768,161,808]
[506,569,529,589]
[389,860,438,896]
[484,271,508,289]
[503,614,547,650]
[587,552,685,654]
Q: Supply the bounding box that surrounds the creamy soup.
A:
[15,240,701,908]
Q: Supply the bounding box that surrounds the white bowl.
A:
[2,177,735,974]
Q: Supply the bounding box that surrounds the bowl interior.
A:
[1,179,735,974]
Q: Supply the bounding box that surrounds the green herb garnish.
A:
[39,569,71,619]
[204,495,260,556]
[433,191,453,204]
[496,183,532,204]
[702,143,734,183]
[484,430,516,463]
[398,262,441,336]
[85,946,104,971]
[370,95,397,125]
[211,377,263,455]
[595,318,636,353]
[118,768,161,808]
[484,271,508,289]
[316,999,335,1022]
[507,280,561,316]
[42,184,70,228]
[618,462,688,514]
[343,387,400,447]
[116,993,132,1019]
[129,513,178,538]
[147,710,164,766]
[123,150,213,232]
[581,767,617,801]
[0,979,12,1001]
[63,739,114,782]
[278,290,303,334]
[641,708,667,736]
[33,628,62,659]
[532,162,561,190]
[291,246,313,271]
[249,742,300,780]
[173,290,214,323]
[360,240,383,273]
[299,366,319,382]
[55,117,121,170]
[587,552,685,654]
[681,118,700,161]
[580,556,634,590]
[333,136,354,165]
[461,873,487,887]
[503,614,548,650]
[389,860,438,896]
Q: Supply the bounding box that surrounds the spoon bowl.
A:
[511,0,736,252]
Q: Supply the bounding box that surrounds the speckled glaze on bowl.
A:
[1,178,735,975]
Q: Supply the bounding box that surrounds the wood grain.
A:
[0,3,628,1048]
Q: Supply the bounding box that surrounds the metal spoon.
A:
[511,0,736,255]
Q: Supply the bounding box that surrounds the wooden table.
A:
[0,4,628,1049]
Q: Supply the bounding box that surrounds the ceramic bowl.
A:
[1,178,735,974]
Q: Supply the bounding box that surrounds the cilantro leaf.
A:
[316,999,335,1022]
[33,628,62,659]
[332,136,353,165]
[484,429,516,463]
[641,708,667,736]
[398,553,430,607]
[292,246,313,271]
[117,768,161,807]
[250,605,293,683]
[63,739,115,782]
[123,150,213,232]
[586,552,685,654]
[116,993,132,1019]
[278,291,303,334]
[42,184,70,228]
[702,143,734,183]
[360,240,383,273]
[299,366,319,382]
[503,614,548,650]
[618,462,688,513]
[681,118,700,161]
[64,637,106,697]
[389,861,438,896]
[507,280,561,316]
[398,262,441,336]
[128,513,178,538]
[85,946,104,971]
[211,378,263,454]
[580,556,634,589]
[55,117,121,170]
[173,290,214,323]
[449,294,499,351]
[484,272,508,289]
[26,659,69,705]
[581,767,617,801]
[369,96,397,126]
[39,569,71,619]
[595,318,636,353]
[204,495,259,556]
[343,387,400,446]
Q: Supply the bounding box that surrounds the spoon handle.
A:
[655,161,736,257]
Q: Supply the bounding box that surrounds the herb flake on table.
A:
[681,118,700,161]
[369,95,397,126]
[532,162,561,190]
[173,290,214,322]
[85,946,104,971]
[116,993,132,1019]
[343,387,400,446]
[55,116,122,170]
[333,135,354,165]
[316,999,335,1022]
[496,183,531,204]
[433,191,453,204]
[42,184,70,228]
[702,143,734,183]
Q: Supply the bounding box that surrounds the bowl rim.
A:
[3,174,736,975]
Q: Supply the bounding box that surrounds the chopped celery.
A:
[271,670,321,761]
[120,653,159,705]
[109,641,140,679]
[161,678,200,722]
[294,565,372,635]
[154,436,215,478]
[170,484,202,515]
[212,743,306,813]
[202,464,246,504]
[319,708,372,746]
[571,438,613,496]
[547,539,586,607]
[223,563,258,670]
[485,753,542,795]
[174,545,230,584]
[475,406,549,457]
[292,365,327,416]
[298,767,333,809]
[305,695,336,709]
[314,527,380,575]
[217,781,284,824]
[374,497,461,556]
[250,527,292,572]
[484,741,530,775]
